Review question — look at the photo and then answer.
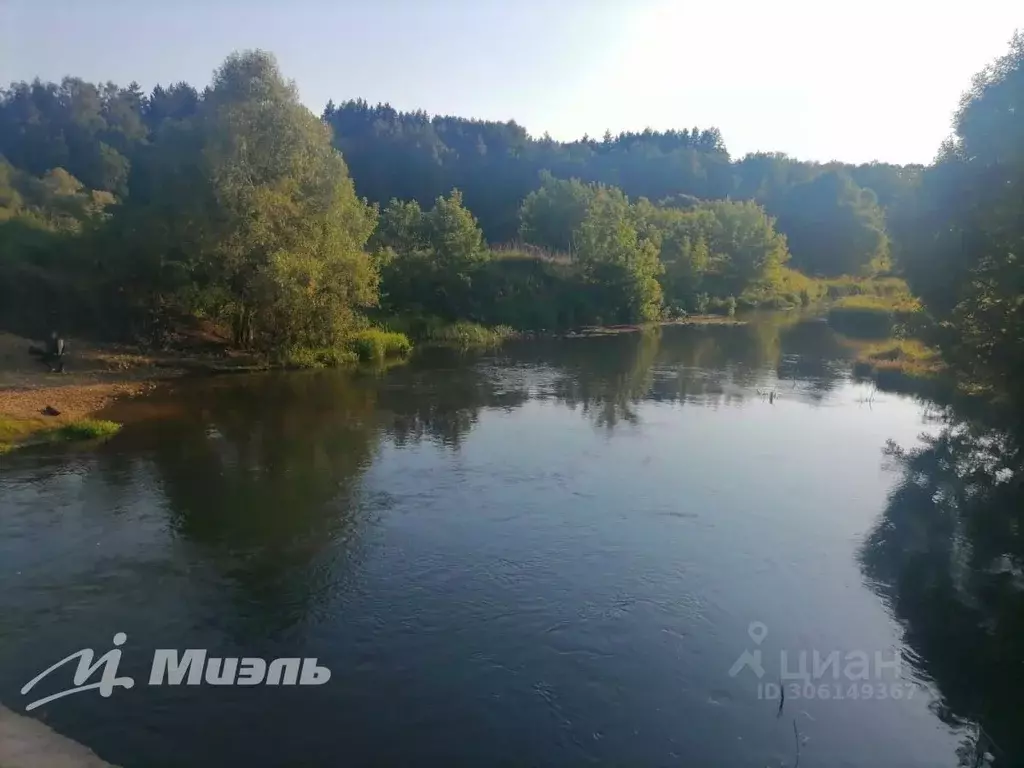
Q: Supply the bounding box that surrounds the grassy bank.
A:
[377,316,516,348]
[839,337,952,399]
[0,416,122,454]
[849,338,943,378]
[281,329,413,369]
[827,293,922,339]
[738,270,915,312]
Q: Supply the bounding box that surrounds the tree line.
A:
[0,49,862,352]
[0,35,1021,391]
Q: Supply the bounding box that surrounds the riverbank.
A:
[838,336,962,403]
[0,331,266,453]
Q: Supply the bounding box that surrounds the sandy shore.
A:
[0,332,170,424]
[0,331,270,432]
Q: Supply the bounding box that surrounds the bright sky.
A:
[1,0,1019,164]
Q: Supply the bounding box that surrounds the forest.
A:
[0,33,1021,394]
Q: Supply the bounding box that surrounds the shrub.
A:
[375,315,515,347]
[421,321,514,348]
[282,346,359,369]
[346,329,413,362]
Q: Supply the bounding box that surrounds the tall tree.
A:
[898,32,1024,397]
[518,171,595,253]
[574,187,663,323]
[776,171,889,276]
[112,50,380,349]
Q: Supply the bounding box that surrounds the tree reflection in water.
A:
[861,413,1024,766]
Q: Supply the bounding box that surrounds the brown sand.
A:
[0,332,164,422]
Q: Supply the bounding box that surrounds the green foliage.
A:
[0,156,117,334]
[0,416,122,452]
[0,78,148,195]
[280,345,358,369]
[776,171,890,277]
[347,329,413,361]
[325,100,732,242]
[472,251,584,330]
[103,51,380,351]
[17,44,1022,378]
[895,32,1024,398]
[420,320,513,347]
[574,187,664,323]
[375,190,487,320]
[519,172,595,252]
[848,338,943,379]
[379,315,513,347]
[652,199,789,311]
[194,51,380,351]
[56,419,122,441]
[700,200,790,292]
[281,331,412,366]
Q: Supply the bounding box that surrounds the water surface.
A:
[1,316,1020,767]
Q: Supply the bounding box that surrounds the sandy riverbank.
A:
[0,333,163,445]
[0,331,265,451]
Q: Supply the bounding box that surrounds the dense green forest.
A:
[0,34,1021,390]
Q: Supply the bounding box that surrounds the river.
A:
[1,315,1021,767]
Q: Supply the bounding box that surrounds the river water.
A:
[1,316,1021,767]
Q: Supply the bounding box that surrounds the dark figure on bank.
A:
[43,331,67,373]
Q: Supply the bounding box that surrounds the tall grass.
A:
[280,346,358,369]
[740,271,918,313]
[377,315,515,348]
[279,330,413,368]
[739,267,829,309]
[420,321,515,348]
[848,338,942,376]
[844,338,950,398]
[346,329,413,362]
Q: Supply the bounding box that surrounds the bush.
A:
[346,329,413,362]
[281,346,358,369]
[375,315,515,347]
[421,320,514,348]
